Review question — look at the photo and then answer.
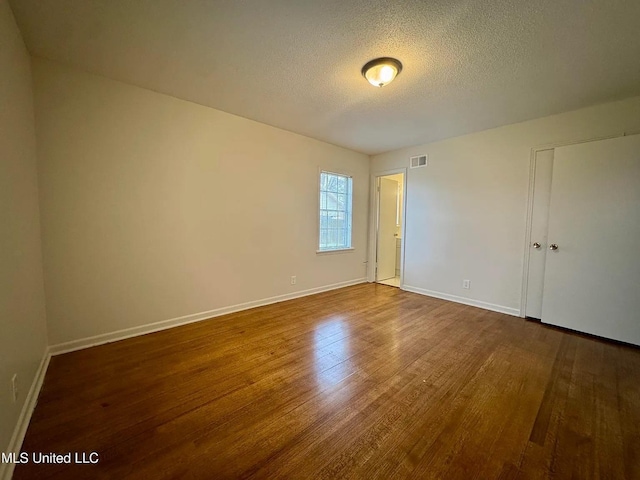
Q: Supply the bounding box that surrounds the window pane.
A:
[318,171,353,251]
[320,173,328,191]
[330,175,339,193]
[320,211,328,229]
[329,213,337,229]
[320,229,328,248]
[337,176,347,193]
[328,229,337,247]
[326,192,337,210]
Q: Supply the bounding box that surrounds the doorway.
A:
[375,173,404,287]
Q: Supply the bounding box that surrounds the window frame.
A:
[316,169,355,254]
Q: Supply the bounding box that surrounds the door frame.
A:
[519,131,637,317]
[368,168,408,286]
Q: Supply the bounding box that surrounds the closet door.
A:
[541,134,640,345]
[525,149,554,319]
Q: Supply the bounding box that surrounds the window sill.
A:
[316,247,355,255]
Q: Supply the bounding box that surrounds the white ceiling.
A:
[9,0,640,155]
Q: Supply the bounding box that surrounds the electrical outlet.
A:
[462,279,471,289]
[11,374,18,403]
[290,275,297,285]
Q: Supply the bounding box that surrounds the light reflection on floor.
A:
[378,276,400,287]
[313,318,352,391]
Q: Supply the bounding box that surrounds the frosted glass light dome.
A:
[361,58,403,87]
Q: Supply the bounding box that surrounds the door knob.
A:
[549,244,559,251]
[532,242,541,249]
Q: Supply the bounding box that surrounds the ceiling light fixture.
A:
[361,57,403,87]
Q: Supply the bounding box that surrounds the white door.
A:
[541,134,640,346]
[377,177,398,281]
[525,149,554,318]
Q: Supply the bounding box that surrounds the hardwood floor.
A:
[14,283,640,479]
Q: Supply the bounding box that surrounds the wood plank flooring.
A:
[13,283,640,479]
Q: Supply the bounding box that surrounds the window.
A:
[318,171,353,252]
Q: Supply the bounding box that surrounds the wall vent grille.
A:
[410,154,428,168]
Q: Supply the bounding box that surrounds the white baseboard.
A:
[1,348,51,480]
[402,285,521,317]
[49,278,367,356]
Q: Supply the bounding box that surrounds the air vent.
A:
[410,154,428,168]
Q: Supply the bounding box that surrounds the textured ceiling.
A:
[9,0,640,154]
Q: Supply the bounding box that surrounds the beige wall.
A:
[0,0,48,457]
[372,96,640,314]
[33,58,370,345]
